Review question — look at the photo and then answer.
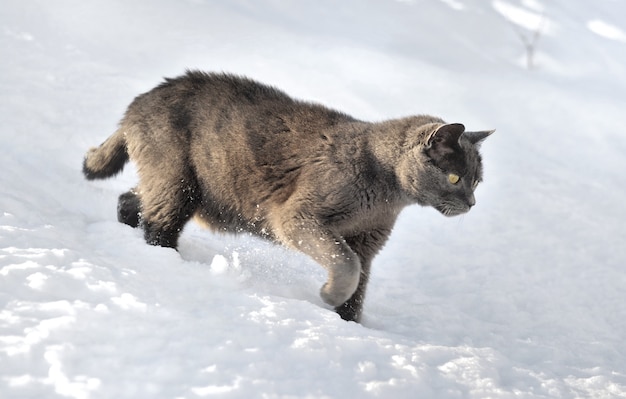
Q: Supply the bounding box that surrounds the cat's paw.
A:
[320,283,351,307]
[320,260,361,306]
[320,280,358,307]
[117,190,141,228]
[335,302,362,323]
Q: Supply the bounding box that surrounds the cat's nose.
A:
[467,194,476,208]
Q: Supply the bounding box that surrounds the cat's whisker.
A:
[456,214,466,226]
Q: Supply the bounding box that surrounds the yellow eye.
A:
[448,173,460,184]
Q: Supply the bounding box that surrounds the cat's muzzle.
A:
[435,203,472,217]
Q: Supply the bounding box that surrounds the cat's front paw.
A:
[335,301,361,323]
[320,282,355,307]
[319,257,361,306]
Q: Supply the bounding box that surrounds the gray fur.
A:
[83,70,493,322]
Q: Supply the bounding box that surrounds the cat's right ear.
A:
[464,129,495,146]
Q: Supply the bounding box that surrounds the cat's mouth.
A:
[434,203,471,217]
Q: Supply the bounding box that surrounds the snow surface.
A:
[2,0,626,398]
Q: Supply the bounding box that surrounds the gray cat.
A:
[83,71,493,322]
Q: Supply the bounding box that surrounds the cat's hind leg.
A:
[135,171,200,249]
[117,188,141,228]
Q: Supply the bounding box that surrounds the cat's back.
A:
[128,70,292,111]
[130,70,355,126]
[125,71,357,142]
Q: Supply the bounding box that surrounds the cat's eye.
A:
[448,173,460,184]
[472,180,480,189]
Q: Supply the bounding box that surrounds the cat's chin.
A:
[434,204,470,217]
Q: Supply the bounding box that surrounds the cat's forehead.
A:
[437,138,482,176]
[459,138,483,176]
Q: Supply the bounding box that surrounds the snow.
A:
[492,0,550,33]
[587,19,626,43]
[2,0,626,398]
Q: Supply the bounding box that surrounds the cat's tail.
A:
[83,128,129,180]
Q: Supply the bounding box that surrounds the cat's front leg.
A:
[309,235,362,307]
[318,245,362,307]
[334,261,369,323]
[335,228,393,322]
[273,217,361,308]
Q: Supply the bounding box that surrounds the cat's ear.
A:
[426,123,465,149]
[464,129,495,146]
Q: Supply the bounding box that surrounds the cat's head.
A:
[399,123,494,216]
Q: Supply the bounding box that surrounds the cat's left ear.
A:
[426,123,465,148]
[464,129,495,146]
[424,123,465,159]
